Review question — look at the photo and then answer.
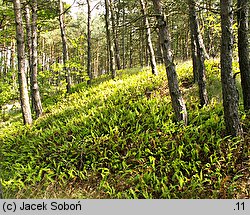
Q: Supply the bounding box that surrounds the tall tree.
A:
[190,30,198,82]
[109,0,121,70]
[237,0,250,111]
[105,0,116,78]
[31,0,43,118]
[152,0,187,125]
[59,0,71,93]
[188,0,208,107]
[13,0,32,125]
[139,0,158,75]
[24,4,32,78]
[220,0,242,136]
[87,0,93,84]
[121,1,126,69]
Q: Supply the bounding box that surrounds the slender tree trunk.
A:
[31,0,43,118]
[139,0,158,75]
[157,29,164,64]
[122,3,126,69]
[24,4,32,79]
[13,0,32,125]
[190,32,198,82]
[237,0,250,111]
[59,0,71,93]
[152,0,187,125]
[139,21,144,67]
[129,28,133,68]
[105,0,116,79]
[87,0,92,84]
[2,43,7,80]
[10,38,17,89]
[220,0,243,137]
[188,0,208,106]
[110,0,121,70]
[42,37,46,72]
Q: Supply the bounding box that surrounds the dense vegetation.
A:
[0,0,249,199]
[1,60,249,198]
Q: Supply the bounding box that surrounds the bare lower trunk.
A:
[59,0,71,92]
[25,4,32,79]
[129,28,133,68]
[110,0,121,70]
[237,0,250,111]
[10,39,17,89]
[190,33,198,83]
[220,0,243,137]
[152,0,187,125]
[122,5,126,69]
[31,0,43,118]
[13,0,32,125]
[87,0,93,84]
[105,0,116,78]
[139,0,158,75]
[188,0,208,106]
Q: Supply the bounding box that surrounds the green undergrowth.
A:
[0,61,249,199]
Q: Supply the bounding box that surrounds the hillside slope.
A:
[0,62,249,198]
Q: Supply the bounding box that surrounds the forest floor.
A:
[0,60,249,198]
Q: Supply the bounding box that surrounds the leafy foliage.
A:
[0,62,249,198]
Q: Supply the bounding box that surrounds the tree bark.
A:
[87,0,93,84]
[59,0,71,93]
[105,0,116,79]
[152,0,187,125]
[188,0,208,106]
[10,38,17,89]
[13,0,33,125]
[31,0,43,118]
[122,3,126,69]
[24,4,32,79]
[237,0,250,111]
[220,0,243,137]
[129,28,133,68]
[139,0,158,75]
[109,0,121,70]
[139,20,145,67]
[190,32,198,82]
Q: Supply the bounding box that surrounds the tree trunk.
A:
[188,0,208,106]
[30,0,43,118]
[139,0,158,75]
[129,28,133,68]
[220,0,243,137]
[139,21,145,67]
[105,0,116,79]
[87,0,93,84]
[110,0,121,70]
[10,38,17,89]
[2,43,7,80]
[237,0,250,111]
[13,0,33,125]
[152,0,187,125]
[190,32,198,83]
[24,4,32,79]
[41,37,46,72]
[59,0,71,93]
[122,3,126,69]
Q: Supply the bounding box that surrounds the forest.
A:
[0,0,249,198]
